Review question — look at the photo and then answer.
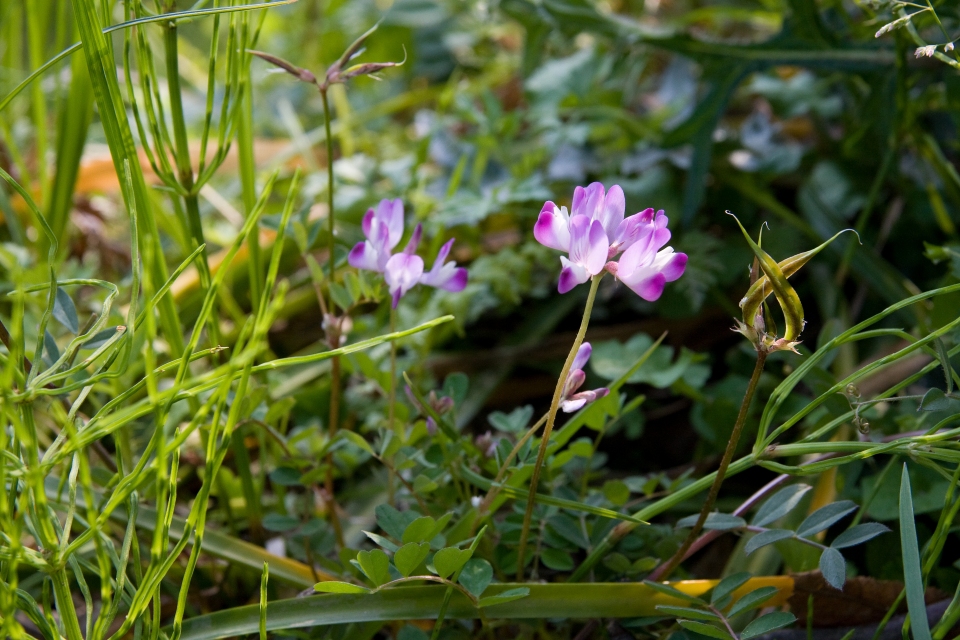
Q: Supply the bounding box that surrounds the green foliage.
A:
[5,0,960,638]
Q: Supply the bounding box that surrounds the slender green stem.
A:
[389,308,398,436]
[516,274,603,580]
[656,350,767,580]
[321,87,336,295]
[238,79,262,314]
[477,413,548,515]
[163,23,208,277]
[162,18,221,354]
[319,86,345,546]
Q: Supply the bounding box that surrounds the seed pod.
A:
[739,229,857,332]
[729,213,805,343]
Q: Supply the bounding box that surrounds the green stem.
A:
[389,308,398,436]
[163,23,208,280]
[387,308,398,505]
[163,18,220,351]
[516,274,602,580]
[238,79,262,314]
[319,87,345,547]
[320,87,336,296]
[656,350,767,580]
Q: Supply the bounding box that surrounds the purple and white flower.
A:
[534,182,687,299]
[560,342,609,413]
[420,239,469,292]
[348,198,405,272]
[605,210,687,301]
[349,199,468,307]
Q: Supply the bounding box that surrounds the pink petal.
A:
[441,267,468,292]
[533,202,571,252]
[561,397,587,413]
[434,237,454,264]
[572,182,605,219]
[403,223,423,255]
[348,241,382,272]
[659,249,688,282]
[361,208,376,238]
[384,253,424,307]
[558,256,588,293]
[569,216,608,276]
[571,342,592,371]
[377,198,405,250]
[563,368,586,397]
[652,227,672,252]
[599,184,625,240]
[420,239,469,291]
[612,208,655,255]
[627,272,667,301]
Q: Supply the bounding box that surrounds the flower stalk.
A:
[516,273,603,580]
[657,349,767,580]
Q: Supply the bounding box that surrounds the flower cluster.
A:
[534,182,687,300]
[560,343,608,413]
[348,199,468,307]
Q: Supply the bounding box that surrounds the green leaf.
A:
[677,619,733,640]
[81,327,120,350]
[402,517,438,544]
[919,388,956,412]
[343,271,362,303]
[401,512,451,546]
[677,513,746,531]
[313,581,372,594]
[488,405,534,433]
[413,474,439,494]
[740,611,797,639]
[376,504,419,541]
[830,523,889,549]
[540,548,574,571]
[457,558,493,597]
[591,334,693,388]
[329,282,353,312]
[900,464,933,640]
[603,480,630,506]
[53,287,79,333]
[42,330,60,365]
[642,580,707,605]
[340,431,376,458]
[710,572,751,605]
[394,543,430,577]
[745,529,795,555]
[796,501,857,538]
[262,514,300,533]
[459,464,646,524]
[752,484,812,527]
[935,337,954,394]
[655,605,721,621]
[478,587,529,608]
[356,549,391,587]
[432,547,473,580]
[362,531,400,553]
[728,586,779,617]
[269,467,303,487]
[442,372,468,406]
[819,547,846,590]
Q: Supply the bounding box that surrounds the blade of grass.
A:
[900,463,933,640]
[175,578,795,640]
